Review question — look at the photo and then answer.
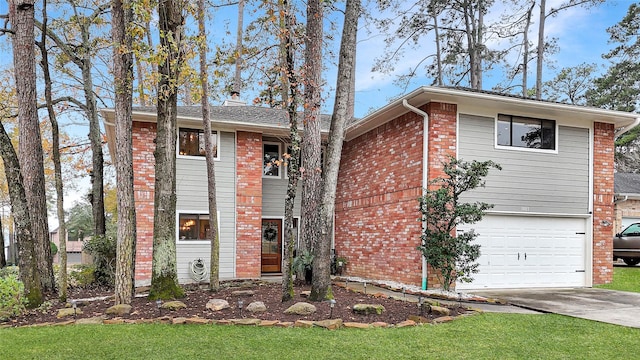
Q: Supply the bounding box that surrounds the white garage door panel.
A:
[457,216,587,290]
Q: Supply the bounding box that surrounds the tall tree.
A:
[10,0,55,292]
[38,0,68,300]
[280,0,301,302]
[299,0,324,262]
[310,0,360,302]
[112,0,137,305]
[149,0,185,300]
[6,0,44,307]
[197,0,220,292]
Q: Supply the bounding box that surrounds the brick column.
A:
[132,121,157,285]
[592,122,615,285]
[425,102,458,288]
[236,132,263,278]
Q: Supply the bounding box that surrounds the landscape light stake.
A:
[329,299,336,319]
[402,287,406,300]
[238,299,244,318]
[72,300,77,319]
[458,292,463,308]
[363,281,367,295]
[418,296,424,316]
[156,299,163,317]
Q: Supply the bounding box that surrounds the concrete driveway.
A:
[471,288,640,328]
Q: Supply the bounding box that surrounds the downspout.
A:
[615,117,640,138]
[402,99,429,290]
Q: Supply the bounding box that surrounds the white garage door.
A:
[456,215,587,290]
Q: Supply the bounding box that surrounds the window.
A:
[179,213,215,241]
[178,128,218,158]
[263,142,281,177]
[497,114,556,150]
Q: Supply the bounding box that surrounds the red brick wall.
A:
[132,121,157,284]
[236,132,263,278]
[592,122,615,285]
[335,102,457,287]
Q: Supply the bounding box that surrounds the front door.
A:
[261,219,282,273]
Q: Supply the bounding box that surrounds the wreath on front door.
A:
[263,225,277,242]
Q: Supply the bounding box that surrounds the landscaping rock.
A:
[231,318,261,326]
[246,301,267,313]
[53,320,75,326]
[76,316,106,325]
[259,320,279,327]
[352,304,385,315]
[186,317,211,325]
[106,304,132,316]
[284,302,317,315]
[314,319,343,330]
[395,319,417,328]
[276,321,294,328]
[57,308,83,318]
[231,290,255,297]
[300,291,311,298]
[371,322,389,328]
[344,322,370,329]
[206,299,230,311]
[294,320,314,328]
[433,316,455,323]
[408,315,430,324]
[103,319,125,325]
[172,317,188,324]
[430,305,451,316]
[215,319,233,325]
[162,301,187,311]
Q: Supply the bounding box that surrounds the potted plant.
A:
[293,250,314,284]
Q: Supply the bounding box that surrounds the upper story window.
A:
[178,128,218,159]
[263,142,281,177]
[497,114,556,151]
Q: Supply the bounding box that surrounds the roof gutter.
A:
[615,117,640,138]
[402,99,429,290]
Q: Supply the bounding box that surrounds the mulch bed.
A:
[2,280,470,327]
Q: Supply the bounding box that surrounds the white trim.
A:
[176,127,221,161]
[485,210,591,218]
[262,141,282,178]
[176,210,221,244]
[493,114,559,155]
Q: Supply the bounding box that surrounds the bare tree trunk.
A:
[197,0,220,292]
[299,0,324,264]
[11,0,54,293]
[112,0,137,305]
[536,0,546,100]
[0,120,42,307]
[522,3,534,97]
[38,0,67,300]
[431,5,443,86]
[0,216,5,268]
[234,0,244,93]
[310,0,360,302]
[149,0,185,300]
[279,0,300,302]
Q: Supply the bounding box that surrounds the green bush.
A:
[0,274,26,320]
[83,235,116,287]
[69,264,96,288]
[50,241,58,257]
[0,266,19,279]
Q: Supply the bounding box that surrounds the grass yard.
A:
[1,313,638,359]
[596,266,640,293]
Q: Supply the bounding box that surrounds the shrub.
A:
[50,241,58,257]
[69,264,96,288]
[83,235,116,287]
[0,266,19,279]
[0,274,26,320]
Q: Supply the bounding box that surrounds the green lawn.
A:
[1,313,638,359]
[596,266,640,292]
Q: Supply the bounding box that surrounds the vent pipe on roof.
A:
[223,91,246,106]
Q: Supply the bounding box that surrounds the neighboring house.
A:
[614,173,640,233]
[50,227,86,265]
[103,87,639,290]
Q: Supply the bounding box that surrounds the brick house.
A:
[103,87,639,289]
[614,173,640,233]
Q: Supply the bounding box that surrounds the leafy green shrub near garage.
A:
[0,273,26,320]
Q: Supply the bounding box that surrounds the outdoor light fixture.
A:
[402,287,406,300]
[71,300,77,319]
[363,281,367,295]
[238,299,244,318]
[345,279,349,289]
[418,296,424,316]
[156,299,163,316]
[458,292,463,308]
[328,299,336,319]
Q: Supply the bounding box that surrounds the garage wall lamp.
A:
[601,220,612,227]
